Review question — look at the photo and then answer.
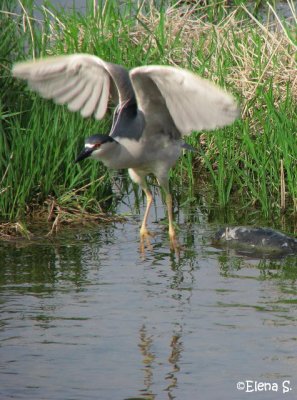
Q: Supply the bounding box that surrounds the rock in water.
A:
[213,226,297,255]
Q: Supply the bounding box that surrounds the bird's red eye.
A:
[94,143,101,148]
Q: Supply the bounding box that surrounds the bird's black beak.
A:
[75,148,94,163]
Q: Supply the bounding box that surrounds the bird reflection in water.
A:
[137,324,183,400]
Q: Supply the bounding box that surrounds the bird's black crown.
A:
[85,134,114,145]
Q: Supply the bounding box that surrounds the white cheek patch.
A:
[85,143,95,149]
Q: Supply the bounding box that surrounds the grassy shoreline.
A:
[0,1,296,236]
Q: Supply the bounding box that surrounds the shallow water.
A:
[1,187,297,400]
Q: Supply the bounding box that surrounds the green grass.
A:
[0,0,296,229]
[189,89,296,216]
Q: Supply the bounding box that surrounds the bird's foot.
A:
[139,228,155,253]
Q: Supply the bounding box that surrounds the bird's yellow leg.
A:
[128,169,154,252]
[140,188,154,253]
[165,192,180,253]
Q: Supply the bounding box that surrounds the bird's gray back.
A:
[106,62,136,107]
[130,72,182,141]
[110,105,145,141]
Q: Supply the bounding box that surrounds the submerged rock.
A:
[213,226,297,255]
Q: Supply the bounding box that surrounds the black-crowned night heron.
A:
[13,54,239,251]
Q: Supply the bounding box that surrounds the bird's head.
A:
[75,134,115,163]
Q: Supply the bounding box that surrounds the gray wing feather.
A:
[12,54,134,121]
[130,65,240,136]
[67,78,93,112]
[94,73,110,119]
[56,76,88,106]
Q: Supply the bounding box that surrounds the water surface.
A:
[1,189,297,400]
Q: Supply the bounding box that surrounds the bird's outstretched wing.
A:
[12,54,136,120]
[130,65,240,137]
